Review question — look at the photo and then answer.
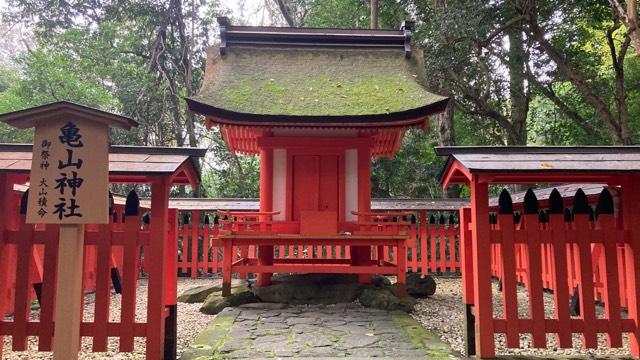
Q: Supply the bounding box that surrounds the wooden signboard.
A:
[27,119,109,224]
[0,102,136,360]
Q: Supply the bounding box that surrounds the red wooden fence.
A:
[489,188,630,309]
[464,185,640,357]
[0,187,176,359]
[175,209,461,277]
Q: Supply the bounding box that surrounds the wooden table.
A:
[216,233,408,297]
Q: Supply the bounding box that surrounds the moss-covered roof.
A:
[187,46,448,125]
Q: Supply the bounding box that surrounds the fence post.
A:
[419,210,427,275]
[146,177,169,359]
[459,207,475,355]
[191,210,199,278]
[548,188,572,348]
[622,175,640,356]
[469,177,494,357]
[164,208,179,360]
[0,174,9,358]
[52,224,85,360]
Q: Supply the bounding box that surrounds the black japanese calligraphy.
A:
[53,198,82,220]
[58,149,83,169]
[58,122,83,147]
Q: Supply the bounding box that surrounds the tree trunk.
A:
[275,0,296,26]
[370,0,378,29]
[610,0,640,58]
[506,8,529,145]
[436,98,461,198]
[629,0,640,58]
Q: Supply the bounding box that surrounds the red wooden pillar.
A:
[353,147,372,283]
[146,177,169,359]
[459,207,476,355]
[166,209,178,304]
[257,148,274,286]
[622,175,640,356]
[164,208,179,359]
[0,173,8,357]
[469,176,494,357]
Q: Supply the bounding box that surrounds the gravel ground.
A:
[412,276,633,358]
[4,275,635,359]
[2,278,216,359]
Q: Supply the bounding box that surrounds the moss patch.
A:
[179,312,238,360]
[391,312,454,359]
[219,75,441,116]
[192,47,447,117]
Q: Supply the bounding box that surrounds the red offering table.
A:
[217,233,407,297]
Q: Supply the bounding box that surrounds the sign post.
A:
[30,119,109,360]
[0,102,137,359]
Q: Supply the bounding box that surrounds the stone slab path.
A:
[180,302,459,359]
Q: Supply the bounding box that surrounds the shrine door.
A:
[292,155,339,222]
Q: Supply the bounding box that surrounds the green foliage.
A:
[201,155,259,198]
[8,48,117,110]
[372,129,445,198]
[303,0,406,29]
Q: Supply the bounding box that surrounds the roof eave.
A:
[438,156,472,188]
[0,101,139,130]
[434,145,640,155]
[186,96,449,128]
[0,143,208,158]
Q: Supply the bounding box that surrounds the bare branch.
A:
[274,0,296,26]
[481,14,526,45]
[447,68,514,133]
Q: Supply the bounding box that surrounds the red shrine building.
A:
[187,17,448,294]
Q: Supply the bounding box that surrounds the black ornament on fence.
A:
[523,188,538,215]
[573,188,590,215]
[538,210,548,223]
[108,192,115,215]
[564,208,573,222]
[182,213,190,225]
[596,188,614,216]
[124,190,139,216]
[513,211,521,224]
[549,189,564,214]
[498,189,513,214]
[142,212,150,225]
[20,189,28,215]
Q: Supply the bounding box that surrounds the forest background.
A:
[0,0,638,199]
